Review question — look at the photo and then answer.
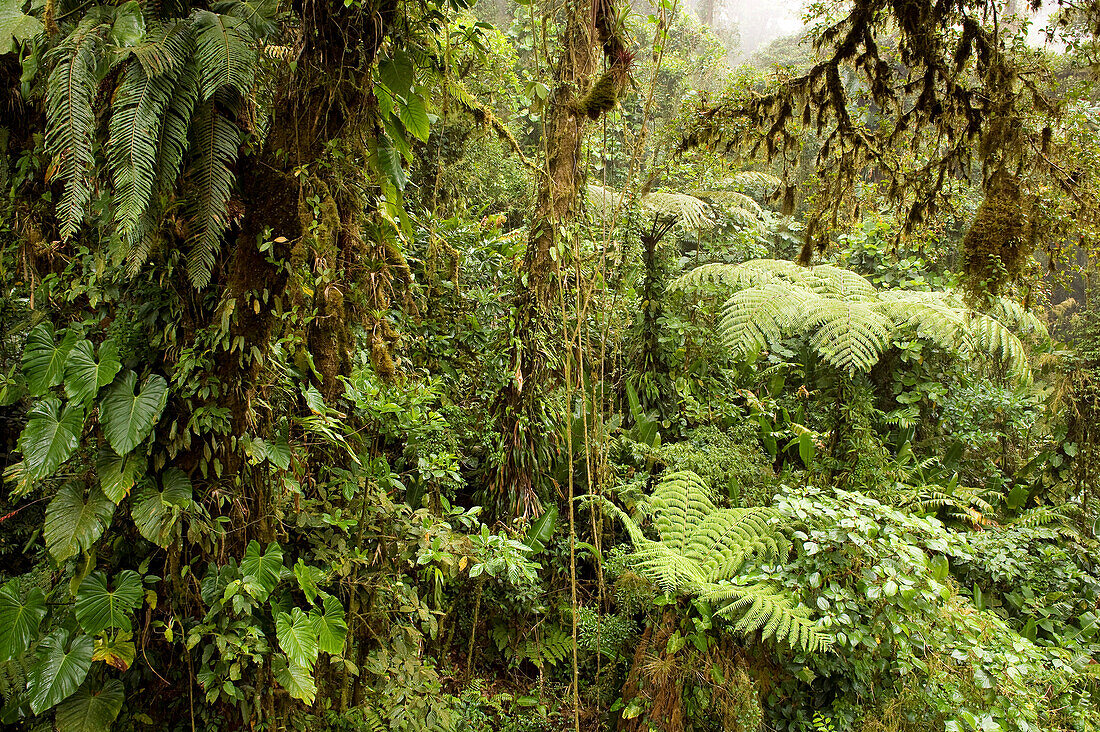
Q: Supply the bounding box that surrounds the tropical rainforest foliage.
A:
[1,0,1100,730]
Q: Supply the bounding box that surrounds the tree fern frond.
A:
[988,297,1047,337]
[717,282,808,359]
[183,98,239,288]
[46,11,112,239]
[802,298,891,373]
[192,9,257,100]
[642,191,713,231]
[700,581,830,653]
[965,312,1030,381]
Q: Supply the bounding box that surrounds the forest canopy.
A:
[2,0,1100,731]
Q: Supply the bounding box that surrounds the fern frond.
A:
[700,581,831,653]
[802,297,891,373]
[192,9,257,100]
[988,297,1047,337]
[46,11,111,239]
[211,0,279,38]
[183,98,240,288]
[108,60,181,242]
[717,282,808,359]
[642,191,713,231]
[964,312,1031,381]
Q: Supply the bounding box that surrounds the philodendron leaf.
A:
[92,631,136,671]
[28,629,94,714]
[22,323,80,397]
[64,340,122,405]
[75,570,143,635]
[19,398,85,481]
[100,370,167,455]
[97,448,144,504]
[310,594,347,656]
[241,540,283,602]
[44,483,116,563]
[273,654,316,705]
[0,0,46,55]
[54,678,124,732]
[0,579,47,661]
[131,469,192,548]
[276,607,319,668]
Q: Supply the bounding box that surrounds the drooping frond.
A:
[802,297,892,373]
[46,10,111,239]
[965,312,1031,381]
[642,191,713,231]
[597,471,825,653]
[878,291,971,352]
[183,98,241,288]
[192,9,258,100]
[717,282,808,358]
[108,59,182,242]
[988,297,1047,337]
[700,581,829,653]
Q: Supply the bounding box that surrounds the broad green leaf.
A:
[398,96,430,142]
[378,50,414,99]
[54,678,124,732]
[0,579,47,661]
[64,340,122,405]
[241,540,283,601]
[131,469,192,548]
[23,323,80,397]
[100,371,167,455]
[525,504,558,554]
[293,560,323,604]
[18,397,84,481]
[109,0,145,47]
[75,570,143,635]
[310,594,347,656]
[275,607,318,668]
[0,0,45,55]
[45,484,116,562]
[97,448,143,504]
[92,631,136,671]
[28,629,94,714]
[273,655,316,705]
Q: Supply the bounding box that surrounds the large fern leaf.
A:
[46,12,111,239]
[183,98,240,288]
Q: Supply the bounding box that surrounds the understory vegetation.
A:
[3,0,1100,730]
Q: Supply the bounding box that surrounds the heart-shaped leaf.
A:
[97,447,144,504]
[23,323,80,397]
[28,629,94,714]
[273,654,316,705]
[100,371,167,455]
[64,340,122,405]
[276,607,318,668]
[241,540,283,601]
[0,579,47,661]
[19,398,85,481]
[92,631,136,671]
[75,570,143,635]
[310,594,347,656]
[44,483,116,562]
[54,678,124,732]
[131,469,191,548]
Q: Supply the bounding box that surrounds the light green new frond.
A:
[964,313,1031,381]
[717,282,810,360]
[988,297,1047,337]
[184,99,240,288]
[192,9,257,100]
[803,298,892,373]
[690,508,788,582]
[642,191,714,231]
[46,12,111,239]
[692,189,762,216]
[798,263,875,298]
[108,60,180,242]
[650,471,716,553]
[724,170,782,194]
[700,581,830,653]
[878,291,970,352]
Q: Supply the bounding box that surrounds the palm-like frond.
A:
[588,471,826,653]
[672,259,1041,379]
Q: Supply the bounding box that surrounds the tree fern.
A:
[671,259,1040,379]
[588,471,828,653]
